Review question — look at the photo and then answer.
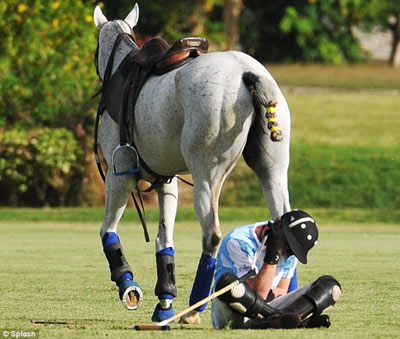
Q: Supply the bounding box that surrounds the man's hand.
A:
[264,223,285,265]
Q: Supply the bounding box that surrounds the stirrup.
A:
[111,144,140,176]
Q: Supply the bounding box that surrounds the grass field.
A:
[1,63,399,337]
[0,219,399,338]
[268,63,400,91]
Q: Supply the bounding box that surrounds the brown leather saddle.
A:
[102,36,209,129]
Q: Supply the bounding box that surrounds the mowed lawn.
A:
[0,220,399,338]
[1,63,399,338]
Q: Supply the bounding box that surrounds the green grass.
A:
[267,63,400,91]
[0,220,399,338]
[1,206,399,224]
[222,143,400,212]
[287,92,400,148]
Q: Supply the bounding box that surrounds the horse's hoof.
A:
[178,310,201,324]
[119,280,143,310]
[151,303,175,322]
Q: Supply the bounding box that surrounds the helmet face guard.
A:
[280,210,319,264]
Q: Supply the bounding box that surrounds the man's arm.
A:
[272,277,291,299]
[247,263,277,299]
[247,222,285,299]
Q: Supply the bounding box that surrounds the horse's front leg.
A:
[151,178,179,322]
[100,171,143,310]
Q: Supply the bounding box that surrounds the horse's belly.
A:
[134,71,187,176]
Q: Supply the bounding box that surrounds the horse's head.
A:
[93,4,139,80]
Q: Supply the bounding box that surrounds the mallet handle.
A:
[157,269,256,326]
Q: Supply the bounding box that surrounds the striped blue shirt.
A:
[215,221,297,289]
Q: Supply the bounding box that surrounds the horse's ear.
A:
[94,5,108,29]
[125,3,139,28]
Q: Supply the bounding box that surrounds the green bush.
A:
[0,127,83,206]
[0,1,100,206]
[0,0,98,127]
[280,0,367,64]
[221,143,400,210]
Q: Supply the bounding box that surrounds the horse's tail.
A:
[242,72,282,142]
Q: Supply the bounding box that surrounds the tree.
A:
[0,0,99,206]
[224,0,242,50]
[100,0,227,46]
[0,0,98,128]
[239,0,302,62]
[359,0,400,67]
[279,0,366,64]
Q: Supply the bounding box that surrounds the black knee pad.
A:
[154,254,177,298]
[216,272,275,318]
[305,275,342,315]
[104,242,132,282]
[276,275,342,320]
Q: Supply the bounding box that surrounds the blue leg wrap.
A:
[118,279,141,300]
[288,267,298,292]
[151,303,175,322]
[156,247,175,257]
[189,253,216,312]
[102,231,120,248]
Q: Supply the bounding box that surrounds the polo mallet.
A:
[134,234,268,331]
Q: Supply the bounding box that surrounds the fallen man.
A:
[180,209,342,329]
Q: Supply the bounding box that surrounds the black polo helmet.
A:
[280,210,318,264]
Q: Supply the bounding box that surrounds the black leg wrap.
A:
[154,254,177,298]
[104,242,133,283]
[216,272,277,319]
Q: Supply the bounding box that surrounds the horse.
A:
[93,3,292,323]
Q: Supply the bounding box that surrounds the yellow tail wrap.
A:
[266,101,282,142]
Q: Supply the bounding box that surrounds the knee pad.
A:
[276,275,342,320]
[154,248,177,299]
[216,272,275,319]
[304,275,342,315]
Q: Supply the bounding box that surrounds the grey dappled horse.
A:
[94,4,291,323]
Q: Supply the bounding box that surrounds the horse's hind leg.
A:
[243,111,291,219]
[100,171,143,310]
[243,110,297,289]
[151,178,179,322]
[180,109,253,322]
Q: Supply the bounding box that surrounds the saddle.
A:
[103,36,209,129]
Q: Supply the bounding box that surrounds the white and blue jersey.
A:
[215,221,298,288]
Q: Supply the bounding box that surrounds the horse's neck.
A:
[99,35,138,79]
